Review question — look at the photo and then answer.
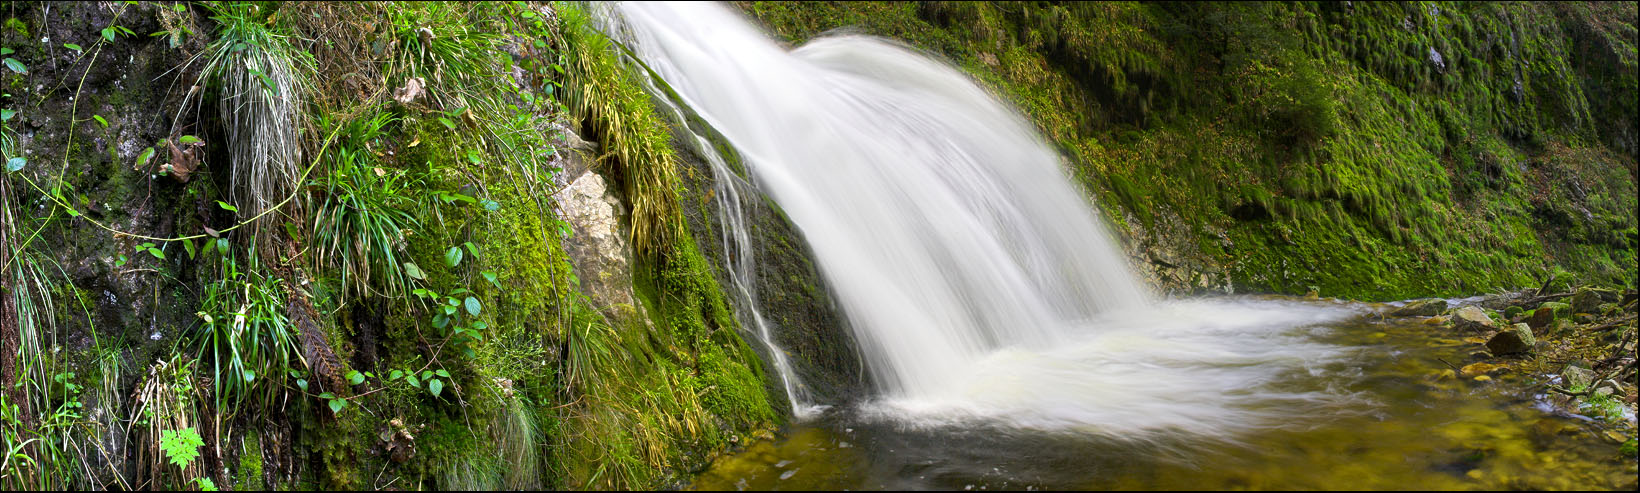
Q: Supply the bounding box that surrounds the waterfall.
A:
[602,2,1359,436]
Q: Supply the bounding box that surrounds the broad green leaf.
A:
[242,370,255,382]
[466,149,482,164]
[6,156,24,172]
[147,247,165,259]
[464,296,481,316]
[445,246,463,267]
[93,115,108,127]
[182,238,196,259]
[216,200,238,213]
[101,27,115,42]
[328,398,346,414]
[136,147,155,168]
[438,117,456,130]
[216,238,228,254]
[406,375,420,388]
[427,379,443,398]
[481,270,500,289]
[347,370,365,385]
[434,369,450,378]
[389,370,403,380]
[1,109,14,121]
[63,43,82,51]
[463,241,480,258]
[403,262,426,280]
[179,135,203,144]
[3,58,26,74]
[0,48,12,55]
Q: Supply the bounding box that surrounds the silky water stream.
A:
[593,2,1636,489]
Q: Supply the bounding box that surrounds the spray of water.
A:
[604,2,1362,437]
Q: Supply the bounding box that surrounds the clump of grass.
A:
[492,392,541,490]
[558,5,682,256]
[198,2,314,246]
[310,111,423,303]
[195,242,301,411]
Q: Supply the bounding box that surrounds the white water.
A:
[604,2,1362,436]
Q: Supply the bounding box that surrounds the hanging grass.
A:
[197,2,314,247]
[558,5,682,257]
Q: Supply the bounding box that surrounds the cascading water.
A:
[602,2,1359,436]
[635,68,825,417]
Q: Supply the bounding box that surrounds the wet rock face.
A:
[3,1,209,362]
[667,111,868,405]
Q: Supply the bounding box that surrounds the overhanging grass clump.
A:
[196,2,314,245]
[559,5,682,256]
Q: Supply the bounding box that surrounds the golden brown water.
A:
[692,298,1637,490]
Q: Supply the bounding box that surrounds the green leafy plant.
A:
[159,427,204,469]
[311,111,424,302]
[196,240,301,410]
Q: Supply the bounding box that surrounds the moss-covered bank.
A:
[1,1,781,489]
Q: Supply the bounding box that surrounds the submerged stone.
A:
[1392,298,1448,317]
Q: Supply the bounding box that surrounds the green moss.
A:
[236,432,264,490]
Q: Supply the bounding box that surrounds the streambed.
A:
[692,296,1636,490]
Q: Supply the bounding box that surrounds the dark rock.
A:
[1391,298,1447,317]
[1527,306,1556,331]
[1452,306,1496,332]
[1486,323,1535,355]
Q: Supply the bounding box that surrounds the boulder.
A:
[1538,301,1571,319]
[1451,306,1496,332]
[1485,323,1535,355]
[1391,298,1448,317]
[1562,364,1595,389]
[1569,287,1612,315]
[1527,306,1556,331]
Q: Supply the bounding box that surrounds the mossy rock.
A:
[1538,301,1573,319]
